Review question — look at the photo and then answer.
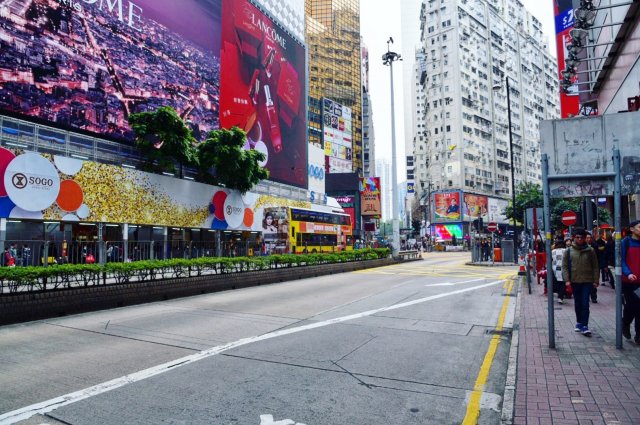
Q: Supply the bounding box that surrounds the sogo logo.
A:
[223,192,245,229]
[4,153,61,212]
[308,164,324,180]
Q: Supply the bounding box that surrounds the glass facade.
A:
[305,0,362,175]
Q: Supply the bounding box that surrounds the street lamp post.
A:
[494,77,518,263]
[382,37,401,256]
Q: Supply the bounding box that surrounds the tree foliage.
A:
[128,106,197,175]
[196,127,268,193]
[128,108,268,193]
[504,182,611,230]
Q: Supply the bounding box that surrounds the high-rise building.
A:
[413,0,560,208]
[376,158,392,222]
[305,0,363,175]
[361,41,376,177]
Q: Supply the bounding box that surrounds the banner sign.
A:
[0,148,314,231]
[359,177,381,217]
[0,0,222,142]
[433,191,461,222]
[554,0,580,117]
[463,193,488,221]
[220,0,307,188]
[323,98,353,173]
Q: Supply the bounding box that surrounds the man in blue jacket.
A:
[622,220,640,343]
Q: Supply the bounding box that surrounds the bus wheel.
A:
[312,249,318,254]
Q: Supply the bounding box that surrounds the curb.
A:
[500,275,522,424]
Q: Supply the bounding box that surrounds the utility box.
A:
[501,240,515,263]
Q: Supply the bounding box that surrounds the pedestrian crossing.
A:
[354,260,516,279]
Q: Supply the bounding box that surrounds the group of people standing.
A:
[548,221,640,342]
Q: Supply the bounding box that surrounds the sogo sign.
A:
[4,153,61,211]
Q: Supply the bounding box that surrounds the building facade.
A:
[361,41,376,177]
[413,0,560,226]
[305,0,363,175]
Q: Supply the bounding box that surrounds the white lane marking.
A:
[426,278,485,287]
[260,414,306,425]
[0,279,504,425]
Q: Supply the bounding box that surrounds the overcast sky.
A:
[360,0,557,175]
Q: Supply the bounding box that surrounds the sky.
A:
[360,0,557,176]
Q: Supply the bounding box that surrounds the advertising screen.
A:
[323,98,352,173]
[433,191,461,222]
[463,193,488,221]
[220,0,307,188]
[0,0,222,142]
[360,177,381,217]
[433,224,463,241]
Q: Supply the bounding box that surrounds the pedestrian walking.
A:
[551,240,569,304]
[563,229,600,337]
[621,220,640,343]
[605,234,616,289]
[586,233,598,303]
[594,232,613,286]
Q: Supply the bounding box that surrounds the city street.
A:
[1,253,518,425]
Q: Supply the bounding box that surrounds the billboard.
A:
[487,198,509,224]
[334,195,356,230]
[0,0,222,142]
[220,0,307,188]
[554,0,580,117]
[433,224,463,241]
[0,148,314,230]
[323,98,353,173]
[359,177,381,217]
[433,191,461,222]
[540,112,640,196]
[463,193,488,221]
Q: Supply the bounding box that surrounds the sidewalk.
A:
[513,278,640,425]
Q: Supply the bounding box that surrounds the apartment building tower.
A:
[414,0,560,210]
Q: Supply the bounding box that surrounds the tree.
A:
[128,106,197,176]
[196,127,268,193]
[504,182,611,230]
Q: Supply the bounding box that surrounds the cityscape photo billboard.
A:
[0,0,222,142]
[220,0,307,188]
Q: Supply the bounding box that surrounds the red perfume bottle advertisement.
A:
[220,0,307,188]
[263,85,282,153]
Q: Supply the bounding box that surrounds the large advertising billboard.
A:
[359,177,381,217]
[463,193,488,221]
[554,0,580,117]
[220,0,307,188]
[0,0,222,142]
[0,148,312,230]
[323,98,353,173]
[433,191,461,222]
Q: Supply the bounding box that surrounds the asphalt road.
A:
[0,252,518,425]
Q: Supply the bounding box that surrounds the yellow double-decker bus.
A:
[289,207,353,254]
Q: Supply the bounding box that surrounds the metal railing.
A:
[0,240,262,267]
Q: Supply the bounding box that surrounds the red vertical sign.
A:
[555,0,580,117]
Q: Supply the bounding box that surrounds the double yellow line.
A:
[462,274,515,425]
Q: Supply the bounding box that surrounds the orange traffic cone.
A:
[518,255,526,276]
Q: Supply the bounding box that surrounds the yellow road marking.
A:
[462,277,515,425]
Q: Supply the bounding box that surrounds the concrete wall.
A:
[0,259,393,325]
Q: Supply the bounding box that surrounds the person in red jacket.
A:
[622,220,640,343]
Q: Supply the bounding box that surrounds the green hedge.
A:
[0,248,390,292]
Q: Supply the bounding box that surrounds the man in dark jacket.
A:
[563,229,600,336]
[621,220,640,343]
